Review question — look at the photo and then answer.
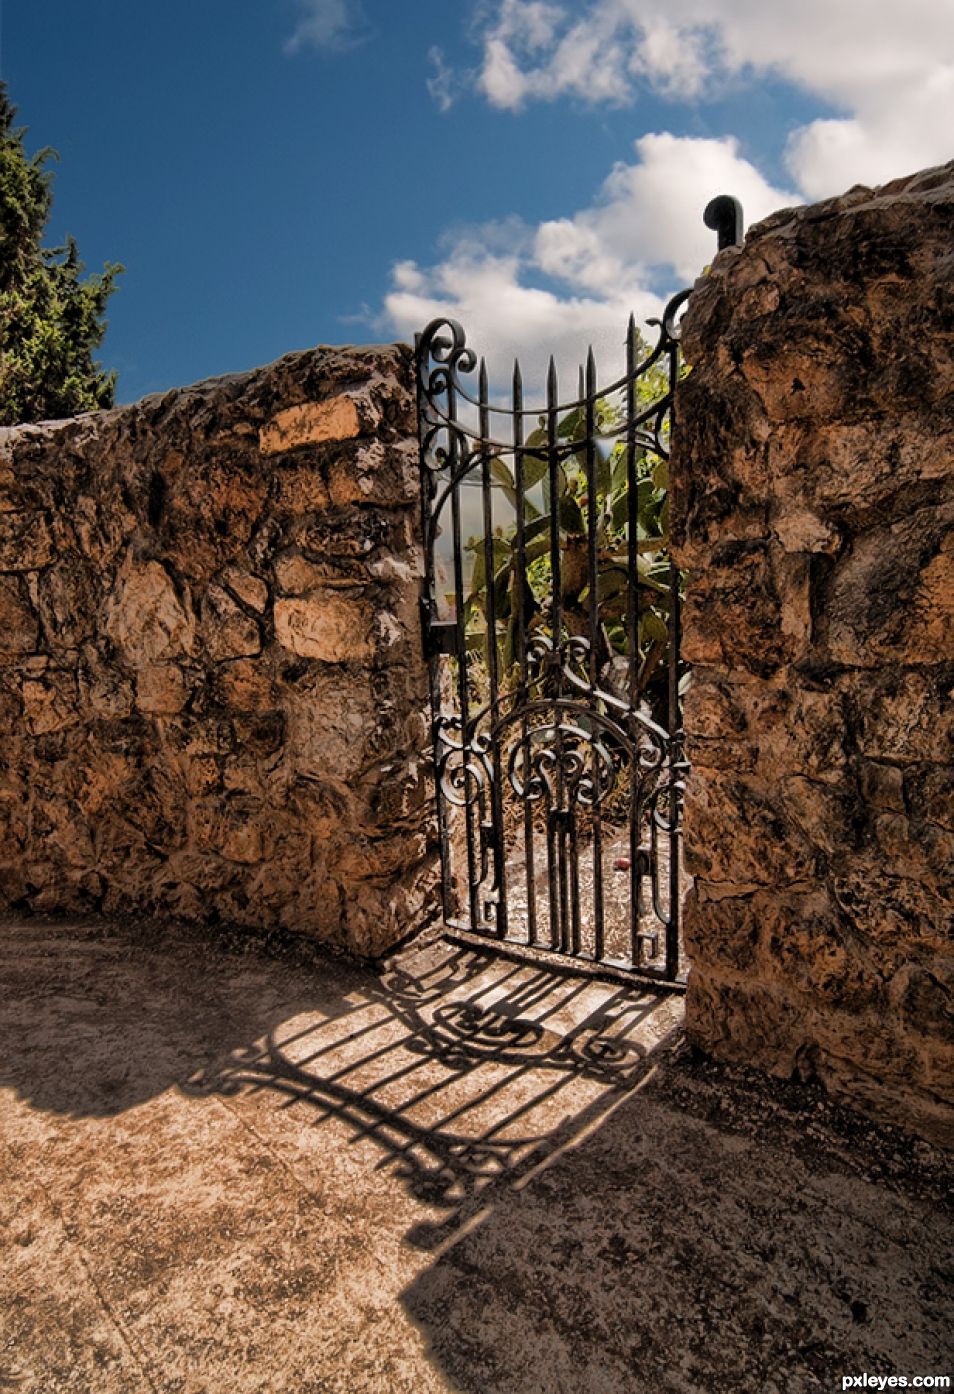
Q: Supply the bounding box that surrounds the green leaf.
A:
[610,446,630,494]
[594,564,629,601]
[489,456,516,505]
[604,620,627,653]
[595,449,612,498]
[524,534,552,565]
[610,490,630,533]
[468,546,485,599]
[542,464,568,514]
[639,610,669,646]
[492,561,511,616]
[636,477,655,512]
[516,451,549,492]
[557,406,584,439]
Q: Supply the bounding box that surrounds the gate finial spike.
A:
[626,311,636,344]
[586,346,596,394]
[512,357,522,392]
[547,355,558,401]
[478,356,489,400]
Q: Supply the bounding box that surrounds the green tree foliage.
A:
[0,83,122,426]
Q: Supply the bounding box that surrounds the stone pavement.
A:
[0,914,950,1393]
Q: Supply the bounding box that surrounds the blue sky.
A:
[3,0,951,404]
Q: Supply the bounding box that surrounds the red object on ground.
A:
[613,856,631,871]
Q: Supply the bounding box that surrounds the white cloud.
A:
[396,1,950,388]
[427,47,458,114]
[284,0,365,54]
[383,132,794,388]
[472,0,954,196]
[541,132,797,286]
[388,246,661,392]
[786,65,954,199]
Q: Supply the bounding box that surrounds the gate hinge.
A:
[421,599,463,659]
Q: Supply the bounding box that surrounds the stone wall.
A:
[671,163,953,1145]
[0,344,435,956]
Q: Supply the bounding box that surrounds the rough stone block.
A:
[104,555,197,665]
[135,664,192,715]
[822,504,954,667]
[21,673,78,736]
[0,575,38,654]
[0,510,53,571]
[221,566,269,613]
[213,658,278,712]
[274,593,372,662]
[273,551,340,595]
[201,583,262,661]
[683,769,817,888]
[260,396,361,455]
[271,465,331,515]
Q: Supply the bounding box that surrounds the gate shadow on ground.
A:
[182,931,685,1248]
[0,914,681,1246]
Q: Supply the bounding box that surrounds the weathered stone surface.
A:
[274,593,372,662]
[221,565,269,613]
[0,509,53,571]
[201,583,262,661]
[682,770,817,888]
[821,503,954,666]
[36,563,96,651]
[673,161,954,1146]
[680,542,812,675]
[0,576,38,654]
[0,342,436,956]
[104,554,197,665]
[260,396,360,455]
[271,464,331,515]
[283,673,378,780]
[213,657,278,712]
[273,550,340,595]
[135,664,192,715]
[21,672,78,736]
[162,461,269,585]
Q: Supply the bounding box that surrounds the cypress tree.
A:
[0,83,122,425]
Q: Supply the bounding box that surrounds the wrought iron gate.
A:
[415,292,692,983]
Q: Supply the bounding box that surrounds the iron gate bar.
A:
[512,358,538,946]
[413,190,746,984]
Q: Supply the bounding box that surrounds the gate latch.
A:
[421,600,463,659]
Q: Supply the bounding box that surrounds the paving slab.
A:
[0,914,950,1393]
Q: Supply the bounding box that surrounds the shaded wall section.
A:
[671,163,953,1145]
[0,344,435,955]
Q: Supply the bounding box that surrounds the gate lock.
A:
[420,600,463,659]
